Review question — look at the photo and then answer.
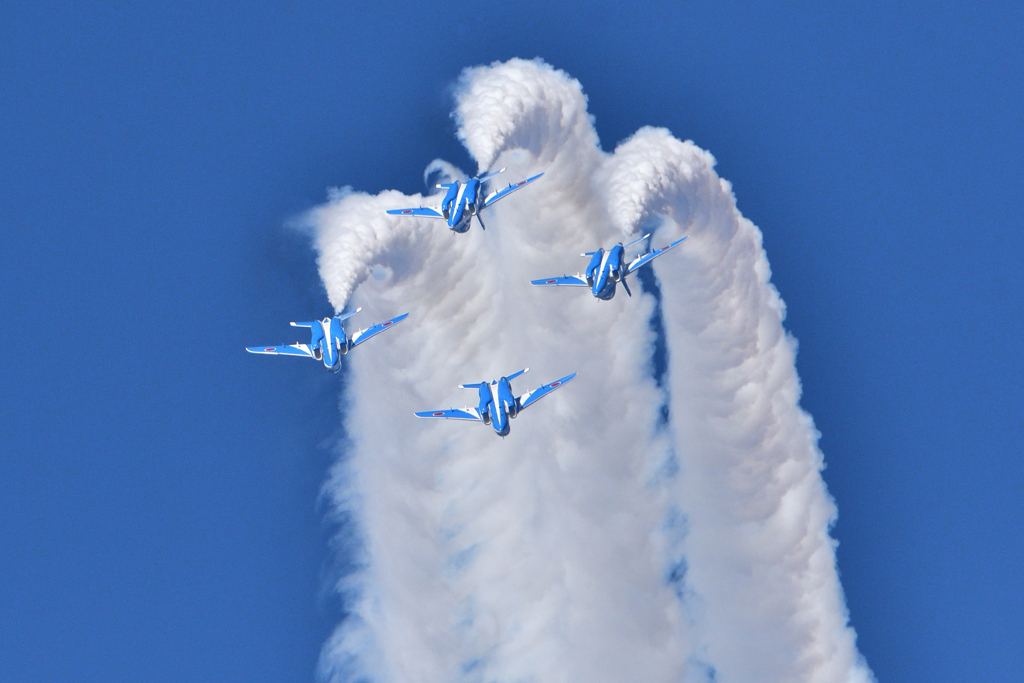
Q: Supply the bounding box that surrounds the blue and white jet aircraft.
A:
[530,234,687,300]
[386,168,543,233]
[415,368,576,437]
[246,308,408,372]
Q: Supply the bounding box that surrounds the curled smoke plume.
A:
[308,58,873,683]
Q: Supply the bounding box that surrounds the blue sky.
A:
[1,2,1022,682]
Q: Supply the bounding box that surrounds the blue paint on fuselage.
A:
[587,244,628,300]
[476,384,494,423]
[440,183,459,222]
[475,377,518,436]
[439,179,483,233]
[476,384,505,435]
[463,178,480,217]
[586,250,603,284]
[307,317,347,372]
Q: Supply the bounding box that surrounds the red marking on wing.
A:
[382,321,392,326]
[550,381,561,387]
[433,411,445,417]
[265,347,276,351]
[402,210,413,214]
[516,181,526,186]
[545,279,557,284]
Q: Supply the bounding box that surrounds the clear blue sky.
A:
[2,2,1021,681]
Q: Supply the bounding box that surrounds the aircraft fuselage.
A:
[310,317,349,372]
[440,178,482,233]
[476,376,519,436]
[585,244,627,300]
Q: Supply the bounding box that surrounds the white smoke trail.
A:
[600,127,874,683]
[309,58,872,683]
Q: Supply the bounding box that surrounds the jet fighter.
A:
[415,368,576,437]
[386,168,543,233]
[530,234,687,300]
[246,308,408,372]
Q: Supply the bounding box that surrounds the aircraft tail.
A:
[290,321,315,328]
[459,382,488,389]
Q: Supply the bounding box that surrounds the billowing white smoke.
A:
[309,58,873,683]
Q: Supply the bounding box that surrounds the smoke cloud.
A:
[309,58,873,683]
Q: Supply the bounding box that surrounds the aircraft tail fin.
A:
[459,382,488,389]
[290,321,315,328]
[436,182,457,189]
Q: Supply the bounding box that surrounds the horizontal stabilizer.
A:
[477,167,506,182]
[518,372,577,412]
[625,233,651,250]
[349,312,409,349]
[335,307,362,322]
[506,367,528,381]
[481,172,544,208]
[531,275,589,287]
[458,382,487,389]
[626,236,687,275]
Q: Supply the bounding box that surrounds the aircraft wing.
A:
[530,275,589,287]
[517,372,577,412]
[482,172,544,208]
[386,207,444,218]
[349,313,409,349]
[246,343,313,358]
[414,407,483,422]
[626,236,687,275]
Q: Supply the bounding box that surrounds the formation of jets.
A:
[248,166,687,436]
